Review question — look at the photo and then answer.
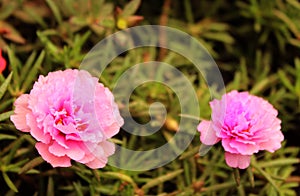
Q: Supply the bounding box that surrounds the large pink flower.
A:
[10,69,124,169]
[197,90,283,169]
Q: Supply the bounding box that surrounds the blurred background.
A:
[0,0,299,195]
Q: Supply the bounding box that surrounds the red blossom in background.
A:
[0,49,7,74]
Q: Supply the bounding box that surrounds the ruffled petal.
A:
[10,94,31,132]
[198,120,220,145]
[27,113,51,143]
[85,156,107,169]
[224,152,251,169]
[36,142,71,167]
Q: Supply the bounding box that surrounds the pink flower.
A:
[197,90,284,169]
[10,69,124,169]
[0,49,7,74]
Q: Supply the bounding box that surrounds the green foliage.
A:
[0,0,299,195]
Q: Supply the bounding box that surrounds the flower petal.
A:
[36,142,71,167]
[198,120,220,145]
[10,94,31,132]
[27,113,51,143]
[224,152,251,169]
[85,156,107,169]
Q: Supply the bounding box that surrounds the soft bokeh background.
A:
[0,0,299,195]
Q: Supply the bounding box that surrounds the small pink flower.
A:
[0,49,7,74]
[197,90,284,169]
[10,69,124,169]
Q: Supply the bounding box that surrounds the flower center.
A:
[53,108,73,126]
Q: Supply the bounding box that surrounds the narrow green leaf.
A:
[278,69,295,93]
[0,72,13,100]
[19,157,44,174]
[0,1,17,20]
[20,51,37,84]
[23,6,47,28]
[73,182,84,196]
[7,47,20,87]
[5,159,29,172]
[121,0,141,18]
[47,176,54,196]
[201,181,236,192]
[0,133,16,141]
[2,172,18,192]
[233,168,240,186]
[75,171,91,183]
[251,162,280,193]
[0,98,13,112]
[21,51,45,92]
[91,0,104,17]
[273,10,300,38]
[247,167,255,188]
[294,58,300,94]
[141,169,183,190]
[257,158,300,168]
[5,135,25,165]
[45,0,62,24]
[287,0,300,10]
[199,144,213,156]
[101,171,137,189]
[250,75,277,94]
[202,32,235,44]
[0,110,14,122]
[179,145,199,160]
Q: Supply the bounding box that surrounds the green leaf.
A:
[287,0,300,10]
[0,1,17,20]
[294,58,300,95]
[202,32,235,44]
[141,169,183,190]
[0,72,12,100]
[251,162,280,193]
[2,172,18,192]
[278,69,295,93]
[257,158,300,168]
[121,0,141,18]
[250,75,277,94]
[46,0,62,24]
[0,133,17,141]
[24,6,47,28]
[0,110,14,122]
[5,159,29,172]
[73,182,84,196]
[247,167,255,188]
[5,135,25,165]
[19,157,44,174]
[233,168,240,186]
[47,177,55,196]
[21,51,45,92]
[179,145,200,160]
[101,171,137,189]
[20,51,37,84]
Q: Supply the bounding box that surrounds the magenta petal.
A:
[224,152,251,169]
[198,120,220,145]
[36,142,71,167]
